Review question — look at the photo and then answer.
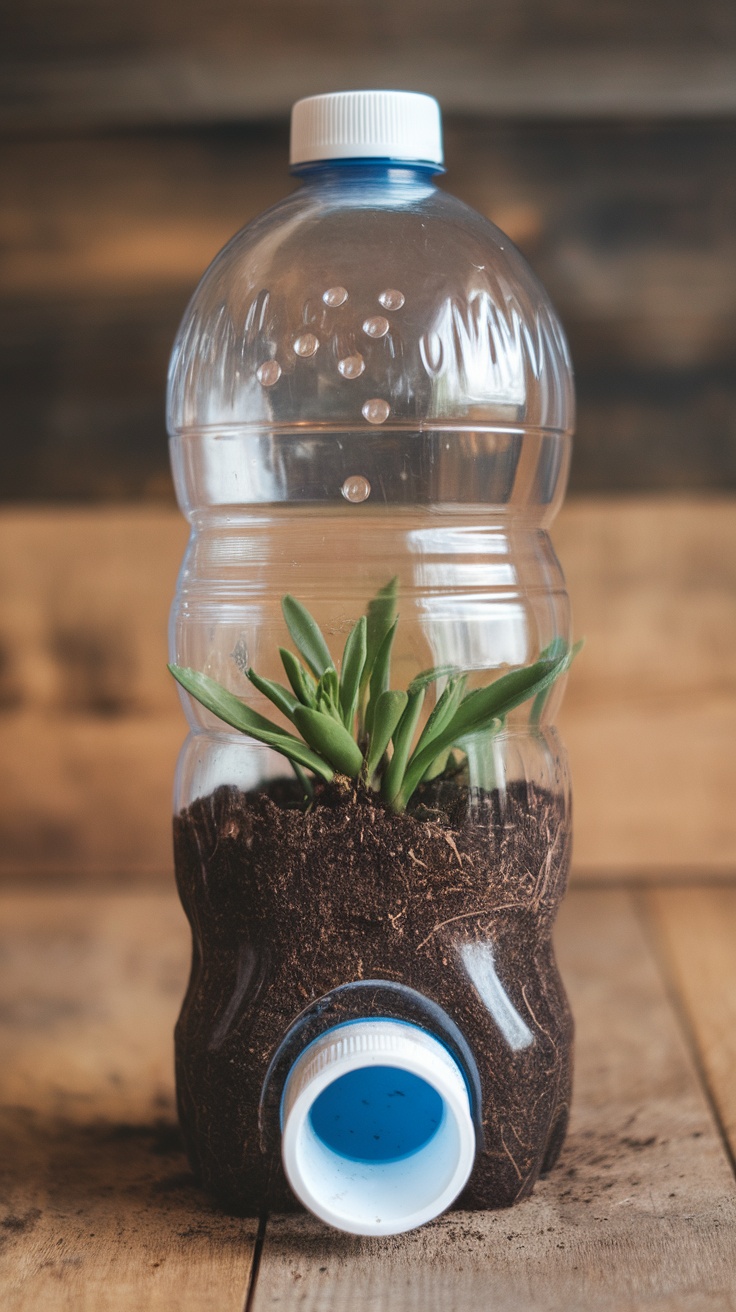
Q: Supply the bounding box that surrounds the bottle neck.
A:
[292,159,441,191]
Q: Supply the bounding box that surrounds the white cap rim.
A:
[281,1019,475,1236]
[290,90,444,168]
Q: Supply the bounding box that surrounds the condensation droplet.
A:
[363,315,390,339]
[342,475,371,503]
[323,286,349,307]
[362,398,390,425]
[338,353,365,379]
[378,289,405,311]
[256,360,281,386]
[293,333,319,358]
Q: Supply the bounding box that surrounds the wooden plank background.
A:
[0,889,256,1310]
[4,0,736,130]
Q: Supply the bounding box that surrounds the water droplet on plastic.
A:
[342,475,371,503]
[362,398,390,425]
[378,289,405,311]
[338,353,365,379]
[363,315,390,339]
[293,333,319,357]
[323,286,349,307]
[256,360,281,386]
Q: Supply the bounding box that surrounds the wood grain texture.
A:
[0,507,185,876]
[2,122,735,498]
[555,497,736,876]
[3,0,736,129]
[7,0,736,63]
[1,498,735,879]
[251,889,736,1310]
[644,887,736,1164]
[0,890,255,1310]
[3,48,734,129]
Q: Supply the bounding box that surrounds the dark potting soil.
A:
[173,776,573,1214]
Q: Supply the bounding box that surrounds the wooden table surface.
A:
[2,882,735,1310]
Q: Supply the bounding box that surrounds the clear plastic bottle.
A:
[168,91,575,1236]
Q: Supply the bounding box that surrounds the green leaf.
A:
[531,637,576,725]
[360,577,398,700]
[280,647,316,707]
[381,687,425,807]
[364,690,408,782]
[409,674,467,763]
[397,647,573,809]
[364,618,398,739]
[293,706,364,778]
[407,664,461,696]
[282,595,333,678]
[168,665,334,781]
[323,667,340,703]
[450,652,570,741]
[315,668,341,721]
[246,668,299,721]
[421,746,453,783]
[290,759,314,801]
[338,616,367,729]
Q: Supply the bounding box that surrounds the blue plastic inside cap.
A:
[308,1065,445,1164]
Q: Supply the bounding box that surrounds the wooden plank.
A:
[6,0,736,65]
[0,132,286,301]
[0,890,256,1309]
[0,711,181,876]
[0,507,185,876]
[0,508,186,717]
[250,888,736,1310]
[1,499,735,879]
[644,887,736,1163]
[555,497,736,876]
[4,17,736,132]
[2,120,736,498]
[562,700,736,877]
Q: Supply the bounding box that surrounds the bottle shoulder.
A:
[193,183,548,303]
[168,179,574,440]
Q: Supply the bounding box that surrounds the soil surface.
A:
[173,776,573,1214]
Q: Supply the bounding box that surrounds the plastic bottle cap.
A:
[290,90,443,169]
[281,1018,475,1236]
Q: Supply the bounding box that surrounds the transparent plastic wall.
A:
[168,141,577,1224]
[168,164,574,812]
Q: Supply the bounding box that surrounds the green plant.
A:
[169,580,580,814]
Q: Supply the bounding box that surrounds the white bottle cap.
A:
[290,90,443,169]
[281,1018,475,1236]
